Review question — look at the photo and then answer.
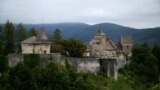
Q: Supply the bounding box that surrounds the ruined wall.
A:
[100,59,118,79]
[53,54,100,74]
[116,54,127,69]
[8,53,100,74]
[34,44,51,54]
[100,54,126,79]
[8,53,126,79]
[21,44,34,54]
[8,54,24,67]
[21,44,51,54]
[121,43,133,57]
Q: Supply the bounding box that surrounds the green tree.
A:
[24,54,40,69]
[0,26,3,55]
[152,45,160,60]
[36,62,69,90]
[0,72,10,90]
[62,38,86,57]
[130,45,159,87]
[36,62,100,90]
[0,55,8,73]
[51,44,65,54]
[29,27,37,37]
[9,62,36,90]
[51,28,64,53]
[17,23,26,42]
[4,20,15,55]
[0,41,3,55]
[16,23,26,53]
[0,58,108,90]
[152,45,160,76]
[52,28,62,44]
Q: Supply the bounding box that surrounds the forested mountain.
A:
[0,22,160,90]
[1,22,160,45]
[68,23,160,45]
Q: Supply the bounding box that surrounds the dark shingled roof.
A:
[21,36,36,44]
[105,39,117,51]
[21,27,51,44]
[87,26,117,51]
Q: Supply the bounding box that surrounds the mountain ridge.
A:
[0,22,160,46]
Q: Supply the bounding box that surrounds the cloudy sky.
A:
[0,0,160,28]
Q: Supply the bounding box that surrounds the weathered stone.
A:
[21,27,51,54]
[83,25,133,79]
[8,53,128,79]
[10,26,133,80]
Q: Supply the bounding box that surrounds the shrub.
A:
[0,55,8,73]
[24,54,40,69]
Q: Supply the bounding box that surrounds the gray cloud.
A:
[0,0,160,28]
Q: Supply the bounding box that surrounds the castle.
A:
[83,26,132,79]
[8,26,133,79]
[84,26,132,58]
[21,26,132,58]
[21,27,51,54]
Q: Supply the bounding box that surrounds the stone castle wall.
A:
[8,53,127,79]
[8,53,100,74]
[100,59,118,79]
[55,55,100,74]
[8,53,24,68]
[21,44,51,54]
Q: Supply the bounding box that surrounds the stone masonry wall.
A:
[8,53,126,79]
[8,53,100,74]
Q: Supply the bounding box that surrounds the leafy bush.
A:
[0,55,8,73]
[0,59,108,90]
[24,54,40,69]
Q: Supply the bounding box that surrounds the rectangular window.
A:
[44,50,46,54]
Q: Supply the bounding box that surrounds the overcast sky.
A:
[0,0,160,28]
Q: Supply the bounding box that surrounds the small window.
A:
[44,50,46,54]
[126,46,129,48]
[96,42,100,45]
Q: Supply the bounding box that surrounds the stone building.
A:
[120,36,133,57]
[84,26,133,58]
[84,26,133,79]
[8,26,133,80]
[21,27,51,54]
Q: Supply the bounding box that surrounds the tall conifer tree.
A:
[4,20,15,55]
[52,28,62,44]
[0,26,3,55]
[17,23,26,52]
[17,23,26,42]
[29,27,37,36]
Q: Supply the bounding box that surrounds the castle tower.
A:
[94,25,106,46]
[21,27,51,54]
[120,36,133,57]
[85,25,117,58]
[36,27,50,41]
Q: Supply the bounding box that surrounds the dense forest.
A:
[0,20,86,57]
[0,21,160,90]
[1,22,159,45]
